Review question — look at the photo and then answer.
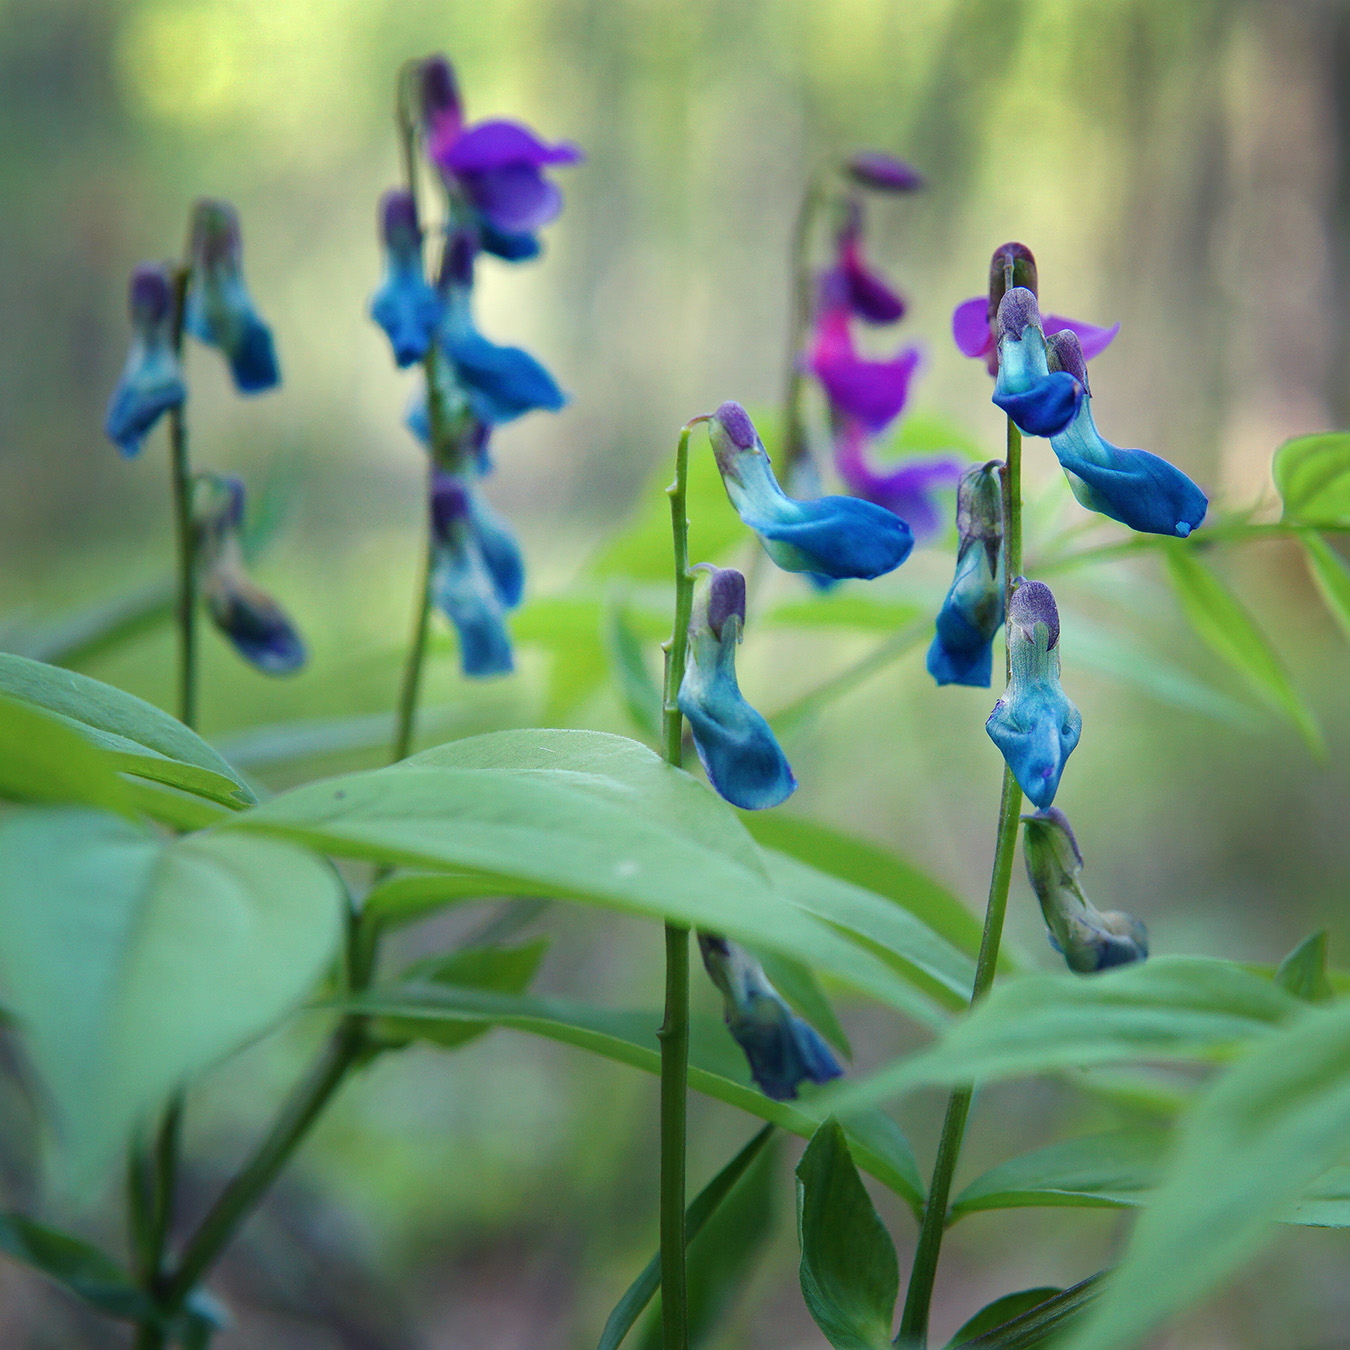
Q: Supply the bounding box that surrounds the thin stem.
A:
[778,168,828,477]
[167,264,197,730]
[390,525,435,764]
[657,420,699,1350]
[897,416,1024,1348]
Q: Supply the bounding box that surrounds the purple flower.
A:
[370,189,441,369]
[421,55,582,253]
[991,288,1086,438]
[809,305,922,432]
[845,151,924,194]
[819,201,906,325]
[831,419,962,540]
[104,264,186,458]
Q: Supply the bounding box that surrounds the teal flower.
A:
[991,287,1085,437]
[927,461,1005,687]
[698,934,842,1100]
[1022,808,1148,973]
[707,402,912,580]
[104,264,186,457]
[370,189,441,368]
[986,580,1080,808]
[678,566,794,811]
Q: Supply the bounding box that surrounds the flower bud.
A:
[986,581,1081,808]
[677,565,794,811]
[844,151,924,194]
[419,54,463,141]
[698,934,843,1099]
[991,288,1084,437]
[104,263,186,458]
[707,402,913,581]
[184,200,280,394]
[927,461,1005,687]
[1022,808,1148,973]
[370,189,441,369]
[988,242,1038,316]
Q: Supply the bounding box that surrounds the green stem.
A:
[778,168,828,478]
[167,264,197,730]
[390,524,435,764]
[657,420,699,1350]
[897,418,1024,1348]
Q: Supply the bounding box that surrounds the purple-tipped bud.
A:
[706,567,747,641]
[845,151,924,193]
[713,400,757,450]
[189,199,242,268]
[420,54,462,127]
[996,287,1043,343]
[1009,579,1060,649]
[129,263,175,325]
[380,189,421,251]
[430,472,472,540]
[1045,329,1090,387]
[440,228,477,290]
[989,241,1038,318]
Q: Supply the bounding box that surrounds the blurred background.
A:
[3,0,1350,1344]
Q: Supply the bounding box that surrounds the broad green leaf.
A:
[1299,532,1350,642]
[950,1131,1165,1220]
[763,596,922,632]
[376,939,549,1050]
[946,1288,1063,1347]
[0,1212,152,1320]
[599,1124,775,1350]
[1162,546,1322,753]
[603,597,663,739]
[1273,431,1350,525]
[0,696,135,815]
[796,1118,898,1350]
[1063,998,1350,1350]
[0,809,343,1178]
[959,1274,1105,1349]
[637,1129,777,1350]
[227,730,948,1029]
[344,981,925,1212]
[122,779,232,832]
[828,958,1301,1115]
[4,577,173,666]
[1274,930,1334,1004]
[0,652,253,805]
[739,813,991,964]
[362,872,499,930]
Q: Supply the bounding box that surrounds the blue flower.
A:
[183,200,280,394]
[1045,331,1208,538]
[990,288,1085,437]
[707,402,913,581]
[428,472,521,678]
[927,461,1005,687]
[104,264,186,458]
[678,566,795,811]
[370,189,442,369]
[194,475,305,674]
[698,934,842,1100]
[986,580,1081,808]
[1022,808,1148,974]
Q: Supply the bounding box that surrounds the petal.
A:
[104,345,185,458]
[1050,404,1208,538]
[987,688,1080,809]
[840,243,906,324]
[431,538,515,679]
[832,425,962,538]
[437,118,583,172]
[462,165,564,235]
[812,341,922,432]
[469,492,525,609]
[993,370,1085,437]
[185,273,280,394]
[206,576,306,675]
[478,221,543,262]
[845,151,924,193]
[952,296,995,360]
[1043,314,1120,362]
[370,265,442,368]
[730,1001,844,1099]
[445,327,566,423]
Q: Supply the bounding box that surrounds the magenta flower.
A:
[831,420,962,540]
[845,151,924,194]
[820,201,906,325]
[809,304,922,432]
[952,296,1118,377]
[421,56,582,253]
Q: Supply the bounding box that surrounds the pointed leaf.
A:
[946,1288,1063,1347]
[1274,930,1333,1004]
[0,1212,153,1320]
[1273,431,1350,525]
[1299,532,1350,641]
[0,696,136,815]
[603,597,662,739]
[958,1274,1105,1349]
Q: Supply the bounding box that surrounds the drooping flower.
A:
[104,263,186,458]
[421,55,582,260]
[844,151,924,194]
[952,241,1119,377]
[428,471,521,678]
[183,199,280,394]
[820,200,906,325]
[830,419,963,541]
[991,288,1085,438]
[1044,331,1208,538]
[677,566,795,810]
[193,475,305,674]
[927,460,1005,687]
[698,933,842,1099]
[986,580,1081,809]
[809,301,922,432]
[370,189,441,369]
[708,402,913,580]
[1022,808,1148,973]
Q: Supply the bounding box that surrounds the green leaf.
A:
[362,872,500,931]
[795,1118,898,1350]
[0,809,343,1179]
[958,1274,1105,1349]
[1273,431,1350,525]
[343,981,925,1212]
[603,596,663,739]
[1274,930,1334,1004]
[0,1211,153,1320]
[0,652,254,805]
[829,957,1301,1115]
[226,730,948,1029]
[739,813,991,965]
[1062,998,1350,1350]
[599,1124,775,1350]
[1298,533,1350,642]
[0,696,136,814]
[376,939,549,1050]
[4,578,174,666]
[950,1131,1166,1220]
[945,1288,1063,1347]
[1162,546,1322,753]
[508,594,612,722]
